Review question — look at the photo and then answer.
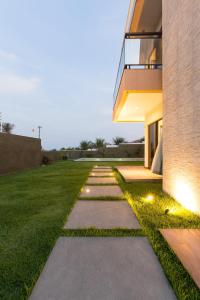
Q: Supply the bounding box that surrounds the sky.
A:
[0,0,144,150]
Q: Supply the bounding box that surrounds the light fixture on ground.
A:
[146,194,154,203]
[86,188,90,193]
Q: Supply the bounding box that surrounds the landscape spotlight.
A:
[146,194,154,202]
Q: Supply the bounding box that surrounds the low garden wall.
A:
[0,133,42,175]
[43,143,144,162]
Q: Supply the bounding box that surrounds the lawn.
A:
[0,161,200,300]
[0,160,140,300]
[116,172,200,300]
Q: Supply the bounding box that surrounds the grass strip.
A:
[61,228,144,237]
[115,170,200,300]
[79,196,125,201]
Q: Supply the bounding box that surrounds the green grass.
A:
[1,160,200,300]
[115,171,200,300]
[0,160,142,300]
[0,161,91,300]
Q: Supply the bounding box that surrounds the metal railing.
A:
[113,32,162,105]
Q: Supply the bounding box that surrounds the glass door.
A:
[148,119,163,168]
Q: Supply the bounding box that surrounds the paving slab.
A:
[89,171,113,177]
[116,166,162,182]
[64,201,140,229]
[92,168,113,172]
[160,229,200,288]
[93,166,112,169]
[29,237,176,300]
[80,185,124,198]
[87,177,117,185]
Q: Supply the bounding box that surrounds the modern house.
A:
[113,0,200,214]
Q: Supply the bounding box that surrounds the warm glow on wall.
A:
[173,177,197,213]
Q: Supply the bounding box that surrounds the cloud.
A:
[0,50,18,61]
[0,73,41,94]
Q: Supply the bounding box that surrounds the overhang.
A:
[113,68,162,122]
[125,0,162,33]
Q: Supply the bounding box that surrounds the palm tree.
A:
[87,141,95,149]
[95,138,105,149]
[113,137,126,145]
[2,123,14,134]
[80,140,90,150]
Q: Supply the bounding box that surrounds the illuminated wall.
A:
[163,0,200,213]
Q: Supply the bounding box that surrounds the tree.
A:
[2,123,14,134]
[113,137,126,145]
[133,137,145,143]
[87,141,95,149]
[95,138,105,149]
[80,140,90,150]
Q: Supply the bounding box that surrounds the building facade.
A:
[113,0,200,214]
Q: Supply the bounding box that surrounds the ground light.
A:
[86,188,90,193]
[165,208,176,215]
[145,194,154,203]
[141,194,154,204]
[164,206,181,215]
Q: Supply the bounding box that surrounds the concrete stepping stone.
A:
[160,229,200,288]
[92,168,113,172]
[93,166,111,169]
[64,201,141,229]
[79,185,124,198]
[89,171,113,177]
[87,177,117,185]
[116,166,162,182]
[29,237,176,300]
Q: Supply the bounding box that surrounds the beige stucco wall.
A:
[162,0,200,213]
[144,102,163,168]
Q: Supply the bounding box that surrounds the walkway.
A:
[116,165,162,182]
[29,166,176,300]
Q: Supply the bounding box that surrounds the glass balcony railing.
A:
[113,33,162,105]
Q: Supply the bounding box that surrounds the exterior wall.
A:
[43,143,144,162]
[144,102,163,167]
[163,0,200,213]
[0,133,42,175]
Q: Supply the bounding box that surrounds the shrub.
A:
[62,155,68,160]
[42,156,50,165]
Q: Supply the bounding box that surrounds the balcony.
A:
[113,33,162,122]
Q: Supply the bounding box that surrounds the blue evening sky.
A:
[0,0,143,150]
